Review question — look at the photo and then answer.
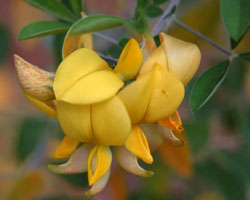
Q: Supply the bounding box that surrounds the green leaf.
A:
[60,173,88,188]
[15,118,47,162]
[220,0,250,41]
[119,38,130,48]
[153,0,168,5]
[70,14,127,35]
[18,21,70,40]
[24,0,76,23]
[145,4,163,18]
[190,60,230,112]
[239,52,250,62]
[0,25,10,65]
[184,120,209,154]
[69,0,83,17]
[38,198,86,200]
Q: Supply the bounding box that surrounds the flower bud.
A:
[14,55,55,101]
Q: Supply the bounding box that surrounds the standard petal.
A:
[125,126,153,164]
[160,33,201,85]
[118,68,156,124]
[56,101,93,142]
[144,64,185,123]
[53,48,109,100]
[48,144,92,174]
[91,96,131,146]
[158,134,193,178]
[115,146,153,177]
[114,38,142,81]
[62,24,93,59]
[58,70,124,104]
[139,45,167,76]
[54,136,79,158]
[24,93,57,119]
[88,145,112,186]
[85,168,110,198]
[14,55,55,101]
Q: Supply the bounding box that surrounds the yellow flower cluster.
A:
[14,31,200,197]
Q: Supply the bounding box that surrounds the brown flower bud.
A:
[14,55,55,101]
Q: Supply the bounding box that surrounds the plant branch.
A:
[173,17,232,56]
[151,0,180,36]
[93,32,119,45]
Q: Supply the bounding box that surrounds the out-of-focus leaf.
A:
[59,173,88,188]
[69,0,82,17]
[24,0,76,23]
[196,160,246,200]
[153,0,168,5]
[137,0,150,9]
[118,38,130,48]
[145,4,163,18]
[223,58,245,93]
[220,0,250,41]
[184,120,209,154]
[0,25,10,65]
[239,52,250,62]
[52,33,66,66]
[16,118,47,162]
[190,60,230,112]
[70,15,127,35]
[18,21,70,40]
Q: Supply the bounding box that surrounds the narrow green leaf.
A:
[24,0,76,23]
[220,0,250,41]
[153,0,168,5]
[0,25,10,65]
[69,0,83,17]
[190,60,230,112]
[70,15,127,35]
[239,52,250,62]
[145,4,163,18]
[18,21,70,40]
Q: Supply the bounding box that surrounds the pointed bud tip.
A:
[13,54,55,101]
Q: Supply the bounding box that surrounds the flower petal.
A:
[114,38,142,81]
[48,144,92,174]
[62,24,93,59]
[58,69,124,104]
[144,64,185,123]
[158,111,184,134]
[159,33,201,85]
[85,168,110,198]
[141,124,164,152]
[115,146,153,177]
[24,93,57,119]
[91,96,131,146]
[158,133,193,178]
[56,101,93,142]
[125,126,153,164]
[118,68,156,124]
[139,45,167,76]
[14,55,55,101]
[54,48,109,101]
[157,126,184,146]
[54,136,79,158]
[88,145,112,186]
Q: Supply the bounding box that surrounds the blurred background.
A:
[0,0,250,199]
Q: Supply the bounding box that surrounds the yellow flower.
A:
[14,29,201,197]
